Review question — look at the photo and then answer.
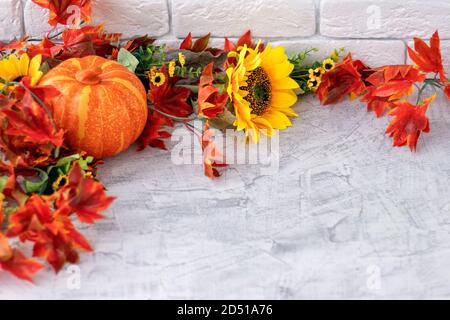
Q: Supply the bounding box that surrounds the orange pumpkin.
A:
[39,55,148,158]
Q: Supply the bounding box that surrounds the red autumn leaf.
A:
[180,32,222,57]
[224,30,263,52]
[32,0,92,27]
[0,233,43,282]
[407,31,447,82]
[0,36,29,52]
[26,37,59,59]
[15,77,62,107]
[138,111,174,151]
[201,122,226,179]
[385,95,435,152]
[1,91,64,147]
[198,63,229,118]
[317,54,367,105]
[57,163,115,224]
[112,35,155,59]
[149,66,193,118]
[362,65,426,117]
[57,25,121,60]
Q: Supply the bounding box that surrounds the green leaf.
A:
[23,169,49,194]
[118,48,140,73]
[0,176,8,193]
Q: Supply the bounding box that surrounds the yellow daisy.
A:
[307,77,321,91]
[309,67,324,79]
[0,53,43,90]
[150,70,166,87]
[322,58,335,71]
[226,43,299,142]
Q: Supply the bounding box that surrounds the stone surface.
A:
[172,0,316,38]
[1,94,450,299]
[23,0,170,39]
[321,0,450,39]
[0,0,23,41]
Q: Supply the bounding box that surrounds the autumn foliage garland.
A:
[0,0,449,282]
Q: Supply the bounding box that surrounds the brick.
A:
[320,0,450,39]
[0,0,23,41]
[271,39,406,67]
[172,0,316,38]
[23,0,170,39]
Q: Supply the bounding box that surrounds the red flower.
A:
[198,63,229,118]
[32,0,92,27]
[138,111,174,151]
[201,122,226,179]
[149,66,193,118]
[385,95,435,152]
[362,65,426,117]
[408,31,447,82]
[0,234,43,282]
[317,54,367,105]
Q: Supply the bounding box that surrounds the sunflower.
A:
[0,53,43,90]
[226,43,299,142]
[149,69,166,87]
[322,58,336,71]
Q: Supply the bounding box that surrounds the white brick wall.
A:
[2,0,450,66]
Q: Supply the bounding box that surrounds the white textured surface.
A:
[1,94,450,299]
[23,0,170,39]
[172,0,316,38]
[0,0,23,41]
[321,0,450,39]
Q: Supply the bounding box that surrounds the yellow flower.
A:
[178,52,186,67]
[168,60,176,77]
[0,53,43,90]
[309,67,324,79]
[150,70,166,87]
[322,58,335,71]
[307,77,321,91]
[52,174,69,191]
[226,42,299,143]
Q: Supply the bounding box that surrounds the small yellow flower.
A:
[168,60,176,77]
[307,77,321,91]
[322,58,335,71]
[52,174,69,191]
[309,67,324,79]
[0,53,43,91]
[150,71,166,87]
[178,52,186,67]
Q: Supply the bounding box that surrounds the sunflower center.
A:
[241,67,272,116]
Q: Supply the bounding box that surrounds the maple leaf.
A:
[111,35,155,60]
[138,111,174,151]
[180,32,223,57]
[0,36,29,52]
[407,31,447,82]
[0,234,43,282]
[362,65,426,117]
[198,63,229,118]
[224,30,263,52]
[57,163,115,224]
[32,0,92,27]
[385,95,435,152]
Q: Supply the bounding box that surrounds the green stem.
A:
[148,104,196,122]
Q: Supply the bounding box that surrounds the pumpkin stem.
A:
[75,68,103,85]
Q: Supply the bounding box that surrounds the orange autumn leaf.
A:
[138,111,174,151]
[385,95,435,152]
[0,36,29,52]
[0,234,43,282]
[198,63,229,118]
[362,65,426,117]
[32,0,92,27]
[201,122,226,178]
[408,31,447,82]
